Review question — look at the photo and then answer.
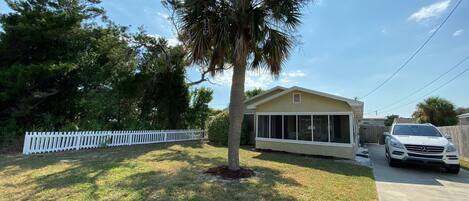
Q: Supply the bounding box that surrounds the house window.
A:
[284,115,297,140]
[329,115,351,143]
[257,115,269,138]
[293,93,301,104]
[313,115,329,142]
[256,113,352,144]
[298,115,312,141]
[271,115,283,139]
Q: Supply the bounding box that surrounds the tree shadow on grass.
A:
[23,142,300,200]
[253,151,374,179]
[0,141,203,174]
[115,166,299,200]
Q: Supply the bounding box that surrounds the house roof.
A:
[245,86,363,109]
[244,86,287,104]
[458,113,469,118]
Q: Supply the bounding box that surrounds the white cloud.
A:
[212,69,274,89]
[381,27,387,34]
[167,36,180,46]
[156,11,169,20]
[453,29,464,37]
[212,69,307,89]
[282,70,306,78]
[148,34,180,47]
[408,0,451,23]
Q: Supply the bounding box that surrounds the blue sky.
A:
[1,0,468,118]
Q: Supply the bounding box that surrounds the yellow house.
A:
[244,86,364,159]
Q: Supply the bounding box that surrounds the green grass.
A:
[0,141,376,201]
[461,159,469,171]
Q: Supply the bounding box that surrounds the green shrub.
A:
[206,111,250,146]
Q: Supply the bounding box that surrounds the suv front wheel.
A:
[445,165,460,174]
[385,148,398,167]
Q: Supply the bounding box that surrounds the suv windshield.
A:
[393,125,442,137]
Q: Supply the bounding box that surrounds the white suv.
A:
[384,123,460,174]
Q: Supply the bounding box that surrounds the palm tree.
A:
[166,0,306,170]
[412,96,458,126]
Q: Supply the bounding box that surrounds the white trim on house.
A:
[246,86,363,109]
[255,137,353,147]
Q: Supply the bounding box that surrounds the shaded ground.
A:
[368,144,469,201]
[0,141,376,201]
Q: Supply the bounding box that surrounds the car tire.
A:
[445,165,460,174]
[385,149,398,167]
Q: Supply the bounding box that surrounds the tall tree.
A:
[167,0,307,170]
[135,33,190,129]
[412,97,458,126]
[0,0,106,130]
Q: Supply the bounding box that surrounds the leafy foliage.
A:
[384,115,399,127]
[412,97,458,126]
[207,111,249,146]
[0,0,212,148]
[245,88,264,99]
[187,87,213,129]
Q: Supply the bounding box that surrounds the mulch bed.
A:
[204,165,255,180]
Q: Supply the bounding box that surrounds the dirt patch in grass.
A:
[205,165,255,180]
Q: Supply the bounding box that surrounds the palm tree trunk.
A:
[227,62,246,171]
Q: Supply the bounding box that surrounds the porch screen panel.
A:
[284,115,297,140]
[298,115,312,141]
[257,115,269,138]
[330,115,350,143]
[313,115,328,142]
[271,115,283,139]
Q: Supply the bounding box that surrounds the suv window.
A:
[393,125,442,137]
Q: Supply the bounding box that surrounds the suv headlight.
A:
[447,143,457,152]
[390,138,404,149]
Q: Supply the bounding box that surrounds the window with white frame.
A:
[293,93,301,104]
[257,115,269,138]
[271,115,283,139]
[284,115,297,140]
[257,114,352,144]
[313,115,329,142]
[329,115,351,143]
[298,115,312,141]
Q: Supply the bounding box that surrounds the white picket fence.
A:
[22,129,204,155]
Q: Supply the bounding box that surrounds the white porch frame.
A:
[255,112,354,147]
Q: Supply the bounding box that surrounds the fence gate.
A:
[359,126,385,144]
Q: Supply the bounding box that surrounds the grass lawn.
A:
[461,159,469,171]
[0,141,377,201]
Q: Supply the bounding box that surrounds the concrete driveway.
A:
[368,144,469,201]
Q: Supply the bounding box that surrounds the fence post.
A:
[164,131,167,142]
[128,131,133,146]
[22,132,31,155]
[76,131,82,150]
